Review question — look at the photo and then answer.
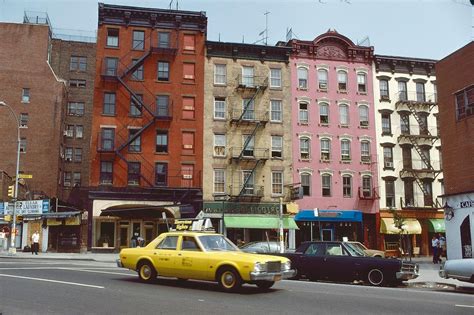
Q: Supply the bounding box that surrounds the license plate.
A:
[274,275,282,281]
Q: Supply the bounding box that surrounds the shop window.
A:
[98,222,115,247]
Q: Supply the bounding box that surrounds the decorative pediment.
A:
[316,45,347,59]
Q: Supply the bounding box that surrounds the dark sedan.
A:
[276,241,419,286]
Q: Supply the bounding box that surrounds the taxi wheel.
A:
[256,281,275,290]
[217,267,242,292]
[366,268,385,286]
[137,261,156,283]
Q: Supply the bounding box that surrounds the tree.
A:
[389,209,411,261]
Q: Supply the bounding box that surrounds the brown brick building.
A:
[436,41,474,259]
[88,3,207,250]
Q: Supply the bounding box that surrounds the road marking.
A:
[0,273,104,289]
[59,268,135,276]
[456,305,474,308]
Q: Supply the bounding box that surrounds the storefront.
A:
[443,193,474,259]
[380,217,422,257]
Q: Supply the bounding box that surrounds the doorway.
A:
[322,228,333,241]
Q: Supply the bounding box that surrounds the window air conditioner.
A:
[184,144,193,149]
[65,157,72,162]
[385,162,393,168]
[182,174,193,179]
[320,83,327,89]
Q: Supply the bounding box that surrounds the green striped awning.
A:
[224,216,299,230]
[427,219,445,233]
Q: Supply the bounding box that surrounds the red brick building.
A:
[89,3,207,250]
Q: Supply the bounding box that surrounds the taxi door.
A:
[151,235,181,277]
[176,236,209,280]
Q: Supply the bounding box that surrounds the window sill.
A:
[181,118,196,121]
[317,88,328,93]
[360,161,371,165]
[383,167,395,171]
[156,80,171,84]
[129,115,143,118]
[319,159,331,163]
[182,81,196,85]
[297,87,308,91]
[358,125,369,129]
[155,152,169,155]
[298,122,309,126]
[381,132,393,137]
[213,83,227,87]
[105,46,120,49]
[269,87,283,91]
[338,124,349,128]
[213,155,227,159]
[319,123,329,127]
[271,157,283,160]
[213,118,227,122]
[337,90,348,94]
[21,101,30,104]
[181,153,196,156]
[101,114,117,117]
[340,160,352,164]
[182,50,196,55]
[358,91,368,95]
[270,120,283,124]
[380,98,391,103]
[299,158,311,162]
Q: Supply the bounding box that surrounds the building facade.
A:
[374,55,444,256]
[203,41,297,247]
[436,41,474,260]
[88,3,207,250]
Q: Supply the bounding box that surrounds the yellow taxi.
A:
[117,231,295,291]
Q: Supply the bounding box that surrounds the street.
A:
[0,258,473,315]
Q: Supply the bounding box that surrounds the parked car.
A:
[439,258,474,283]
[347,241,385,258]
[273,241,418,286]
[117,231,295,291]
[239,241,282,254]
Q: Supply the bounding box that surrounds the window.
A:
[214,64,226,85]
[341,139,351,161]
[357,73,367,93]
[65,125,74,138]
[385,180,395,208]
[339,104,349,126]
[65,147,73,162]
[100,161,113,184]
[320,138,330,160]
[322,174,332,196]
[242,135,254,157]
[400,114,410,134]
[455,91,466,120]
[213,169,225,193]
[299,102,309,124]
[155,163,168,186]
[105,57,118,76]
[74,148,82,162]
[380,79,389,99]
[404,180,414,206]
[362,176,372,198]
[242,98,255,120]
[416,82,425,102]
[19,138,26,153]
[183,34,195,51]
[214,134,226,157]
[67,102,85,116]
[103,93,116,115]
[128,162,141,185]
[182,132,195,154]
[157,61,170,81]
[73,172,81,187]
[156,95,170,117]
[156,130,168,153]
[128,129,141,152]
[270,68,281,88]
[337,71,347,91]
[22,88,30,103]
[418,113,429,135]
[301,173,311,196]
[300,137,310,160]
[106,28,119,47]
[271,136,283,158]
[19,113,28,128]
[319,103,329,124]
[270,100,282,122]
[69,79,86,88]
[383,147,393,168]
[70,56,86,71]
[131,59,144,80]
[398,81,408,101]
[64,172,72,187]
[181,165,194,188]
[297,67,308,89]
[381,113,391,134]
[157,236,178,250]
[242,66,254,87]
[100,128,115,151]
[359,105,369,127]
[182,97,195,119]
[158,32,170,48]
[214,98,226,119]
[423,180,433,207]
[132,30,145,50]
[342,175,352,198]
[272,172,283,195]
[361,141,370,163]
[183,63,195,80]
[75,125,84,139]
[318,69,328,90]
[421,148,431,169]
[130,94,143,117]
[242,171,255,195]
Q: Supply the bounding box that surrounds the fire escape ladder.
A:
[238,160,261,197]
[239,122,261,159]
[116,76,155,117]
[120,50,151,79]
[237,85,265,122]
[116,118,156,152]
[406,102,430,135]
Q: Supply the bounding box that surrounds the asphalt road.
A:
[0,259,473,315]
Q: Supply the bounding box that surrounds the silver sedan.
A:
[439,258,474,283]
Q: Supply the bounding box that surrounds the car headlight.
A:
[253,262,266,272]
[282,261,291,271]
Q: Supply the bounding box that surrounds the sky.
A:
[0,0,472,60]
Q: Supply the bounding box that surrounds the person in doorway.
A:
[131,231,139,248]
[31,231,40,255]
[431,235,439,264]
[438,233,446,260]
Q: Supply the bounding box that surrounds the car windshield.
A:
[198,235,239,252]
[351,242,368,251]
[344,242,367,256]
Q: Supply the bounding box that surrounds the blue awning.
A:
[295,210,363,222]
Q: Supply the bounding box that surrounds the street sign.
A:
[13,174,33,179]
[0,199,50,215]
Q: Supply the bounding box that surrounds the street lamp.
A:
[0,101,21,255]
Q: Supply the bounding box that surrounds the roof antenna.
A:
[169,0,173,10]
[264,11,270,45]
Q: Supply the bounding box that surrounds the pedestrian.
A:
[431,235,439,264]
[131,231,139,248]
[438,233,446,260]
[31,230,40,255]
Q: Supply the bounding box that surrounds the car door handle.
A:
[323,258,328,262]
[178,253,182,256]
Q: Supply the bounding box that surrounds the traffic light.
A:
[7,185,14,198]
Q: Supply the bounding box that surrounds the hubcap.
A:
[141,265,151,279]
[222,272,235,287]
[369,269,383,285]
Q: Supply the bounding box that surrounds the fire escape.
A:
[396,91,441,209]
[228,75,269,202]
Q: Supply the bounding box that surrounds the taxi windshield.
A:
[198,235,239,252]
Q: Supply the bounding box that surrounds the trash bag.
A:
[23,245,31,252]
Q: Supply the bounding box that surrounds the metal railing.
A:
[230,110,269,122]
[229,147,269,160]
[395,91,437,103]
[236,75,269,89]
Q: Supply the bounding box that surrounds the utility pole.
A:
[279,197,284,253]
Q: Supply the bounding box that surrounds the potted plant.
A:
[98,235,110,248]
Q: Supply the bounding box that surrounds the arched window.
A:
[341,139,351,161]
[301,173,311,196]
[360,140,370,162]
[320,138,331,160]
[300,137,310,160]
[357,72,367,93]
[319,102,329,124]
[299,102,309,124]
[337,70,348,91]
[298,67,308,89]
[322,174,332,196]
[318,69,328,90]
[339,104,349,126]
[342,175,352,198]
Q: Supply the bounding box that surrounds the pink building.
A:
[285,30,379,248]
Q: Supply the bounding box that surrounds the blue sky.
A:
[0,0,472,60]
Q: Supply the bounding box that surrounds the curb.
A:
[0,254,115,263]
[408,281,474,293]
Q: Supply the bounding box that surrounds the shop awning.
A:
[100,204,191,219]
[295,210,363,222]
[224,216,299,230]
[23,211,81,221]
[380,218,422,235]
[427,219,445,233]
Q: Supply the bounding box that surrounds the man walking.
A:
[431,235,439,264]
[31,230,40,255]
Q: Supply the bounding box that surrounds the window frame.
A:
[157,61,170,81]
[214,134,226,157]
[340,139,351,161]
[270,99,282,122]
[299,102,309,124]
[214,64,227,85]
[270,68,282,88]
[132,30,145,50]
[214,98,226,120]
[156,130,169,153]
[357,72,367,93]
[301,173,311,196]
[342,175,352,198]
[271,135,283,158]
[337,70,348,92]
[271,171,283,195]
[300,137,310,160]
[297,67,308,89]
[359,105,369,127]
[322,174,332,197]
[106,28,119,47]
[318,68,328,90]
[155,162,168,186]
[213,169,225,194]
[319,102,329,124]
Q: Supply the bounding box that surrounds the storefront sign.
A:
[203,202,280,215]
[459,200,474,208]
[65,217,80,226]
[47,219,62,226]
[174,219,194,231]
[0,199,50,215]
